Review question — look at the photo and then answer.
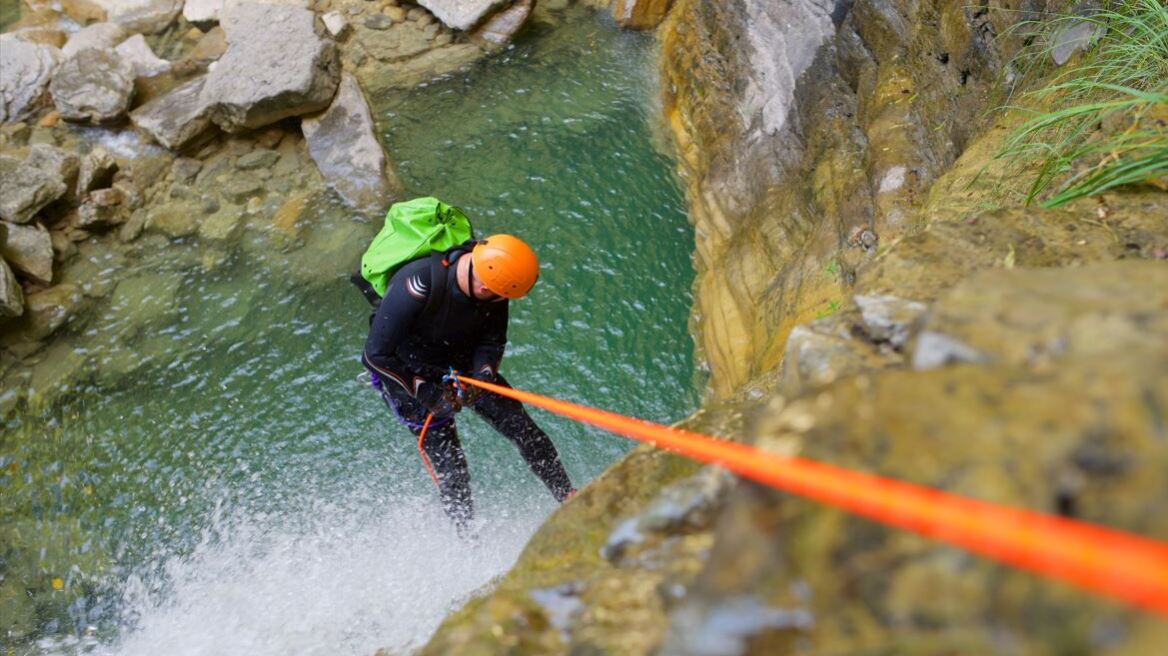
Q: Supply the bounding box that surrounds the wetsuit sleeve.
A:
[471,301,509,381]
[362,263,446,381]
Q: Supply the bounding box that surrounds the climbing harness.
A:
[455,374,1168,616]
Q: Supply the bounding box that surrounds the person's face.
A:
[470,270,501,301]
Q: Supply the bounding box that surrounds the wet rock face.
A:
[49,49,137,123]
[612,0,674,30]
[301,73,400,213]
[660,0,1044,396]
[0,35,62,124]
[676,264,1168,655]
[201,3,341,132]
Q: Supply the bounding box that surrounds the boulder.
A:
[0,221,54,284]
[0,35,62,124]
[183,0,313,30]
[612,0,673,30]
[473,0,532,47]
[76,188,127,229]
[61,22,129,57]
[76,148,119,195]
[131,77,216,151]
[419,0,508,31]
[114,35,172,79]
[200,4,341,132]
[187,27,228,65]
[25,145,82,204]
[301,73,398,213]
[10,26,68,49]
[0,156,67,224]
[64,0,184,34]
[49,49,136,123]
[1,257,24,319]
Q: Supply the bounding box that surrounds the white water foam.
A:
[99,493,549,656]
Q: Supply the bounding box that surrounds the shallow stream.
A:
[2,10,698,655]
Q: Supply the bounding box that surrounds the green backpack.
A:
[354,197,474,305]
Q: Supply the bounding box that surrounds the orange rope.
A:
[416,413,440,488]
[459,375,1168,615]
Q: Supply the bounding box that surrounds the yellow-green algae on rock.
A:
[423,0,1168,653]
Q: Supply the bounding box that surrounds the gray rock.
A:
[61,22,129,57]
[25,145,81,204]
[0,35,62,124]
[911,331,987,370]
[49,49,136,123]
[96,0,184,34]
[114,35,172,79]
[0,221,54,284]
[473,0,531,47]
[76,188,126,228]
[419,0,508,31]
[76,148,118,195]
[184,0,314,29]
[301,73,397,212]
[1,257,24,319]
[0,157,67,224]
[1051,6,1106,66]
[131,76,216,151]
[201,4,341,132]
[322,11,348,37]
[853,294,928,350]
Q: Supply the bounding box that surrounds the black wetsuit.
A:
[361,249,573,528]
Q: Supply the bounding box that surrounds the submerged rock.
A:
[301,73,399,213]
[201,4,341,132]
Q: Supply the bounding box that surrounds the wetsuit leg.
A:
[375,377,474,529]
[470,374,573,501]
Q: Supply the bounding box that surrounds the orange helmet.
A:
[471,234,539,299]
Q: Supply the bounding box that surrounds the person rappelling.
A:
[354,197,575,535]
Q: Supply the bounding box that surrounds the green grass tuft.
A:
[994,0,1168,207]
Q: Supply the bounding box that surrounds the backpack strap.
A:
[351,270,382,308]
[419,242,475,324]
[419,252,450,324]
